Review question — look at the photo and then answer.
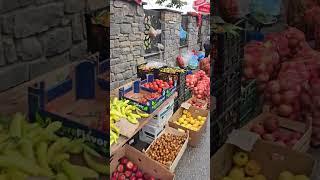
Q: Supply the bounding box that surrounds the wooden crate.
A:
[28,60,107,156]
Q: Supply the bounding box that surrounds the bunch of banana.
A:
[110,98,149,125]
[110,122,120,145]
[0,113,108,179]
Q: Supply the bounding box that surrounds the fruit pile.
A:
[143,79,174,94]
[160,67,186,74]
[250,115,303,147]
[112,157,159,180]
[222,151,266,180]
[130,93,162,104]
[110,98,149,145]
[278,171,309,180]
[146,133,187,166]
[188,97,207,109]
[0,113,107,179]
[186,70,210,100]
[174,110,206,131]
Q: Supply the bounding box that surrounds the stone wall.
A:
[187,16,200,50]
[200,16,210,49]
[161,10,181,67]
[0,0,108,92]
[110,0,145,90]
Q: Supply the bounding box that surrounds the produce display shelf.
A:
[110,92,178,156]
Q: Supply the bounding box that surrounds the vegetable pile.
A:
[110,98,149,145]
[186,70,210,100]
[0,113,108,179]
[245,26,320,146]
[142,79,174,94]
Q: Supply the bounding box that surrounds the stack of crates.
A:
[211,19,246,153]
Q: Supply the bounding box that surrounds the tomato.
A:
[169,80,173,85]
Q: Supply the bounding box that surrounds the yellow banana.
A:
[136,109,149,118]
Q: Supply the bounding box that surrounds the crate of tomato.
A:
[141,74,176,100]
[119,79,167,114]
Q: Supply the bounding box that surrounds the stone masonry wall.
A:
[161,10,181,67]
[187,16,200,50]
[110,0,145,90]
[200,16,210,49]
[0,0,108,92]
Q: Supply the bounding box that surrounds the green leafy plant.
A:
[156,0,187,8]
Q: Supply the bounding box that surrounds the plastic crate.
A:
[213,19,245,77]
[157,69,186,87]
[137,63,161,80]
[184,88,192,101]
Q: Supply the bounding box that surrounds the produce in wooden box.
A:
[110,98,149,145]
[174,110,206,131]
[0,113,108,179]
[146,133,187,166]
[249,117,303,147]
[143,79,174,94]
[222,151,266,180]
[111,156,159,180]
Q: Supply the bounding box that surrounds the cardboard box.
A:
[110,145,174,180]
[211,140,315,180]
[145,126,189,172]
[169,106,209,147]
[243,112,312,152]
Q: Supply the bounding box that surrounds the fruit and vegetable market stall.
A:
[110,59,211,179]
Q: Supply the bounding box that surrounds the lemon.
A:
[183,110,188,114]
[197,116,202,120]
[190,119,195,125]
[182,115,187,119]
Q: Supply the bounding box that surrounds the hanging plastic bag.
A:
[149,26,157,38]
[188,55,199,70]
[180,25,187,40]
[198,52,205,60]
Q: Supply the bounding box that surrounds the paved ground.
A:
[175,114,210,180]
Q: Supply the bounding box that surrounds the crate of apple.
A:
[186,70,210,100]
[143,79,174,94]
[135,93,161,104]
[112,157,160,180]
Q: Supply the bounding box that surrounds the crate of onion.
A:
[144,126,189,172]
[243,112,312,152]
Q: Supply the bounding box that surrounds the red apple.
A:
[112,172,119,178]
[126,161,134,170]
[149,176,156,180]
[125,170,132,177]
[118,174,126,180]
[111,177,117,180]
[130,176,137,180]
[263,117,279,132]
[272,130,281,140]
[137,178,143,180]
[262,133,275,142]
[250,123,265,135]
[120,157,129,165]
[286,139,298,147]
[136,170,143,178]
[132,164,138,172]
[117,164,124,173]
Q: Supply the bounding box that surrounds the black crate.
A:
[213,19,245,77]
[157,69,186,87]
[213,62,242,96]
[184,88,192,101]
[137,63,157,80]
